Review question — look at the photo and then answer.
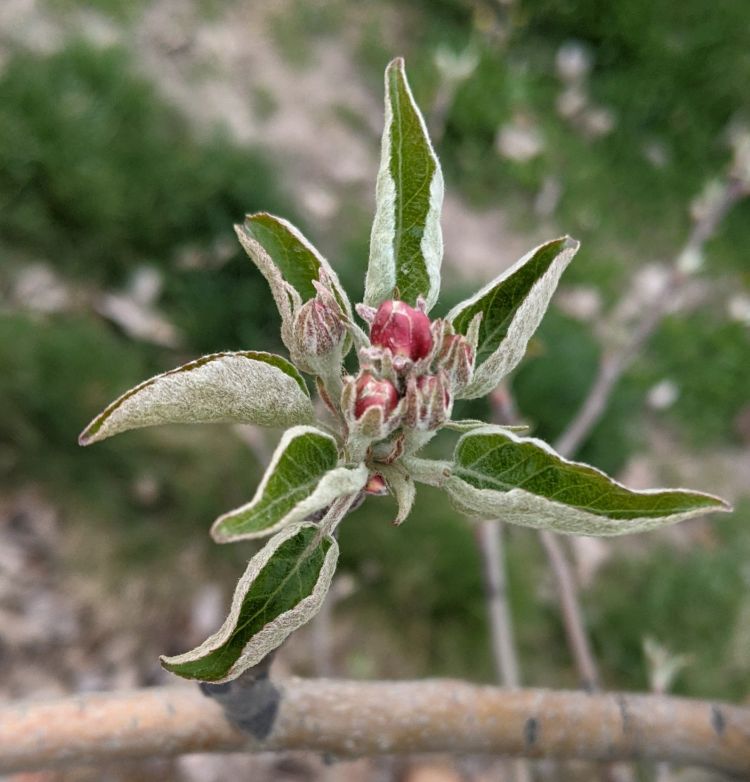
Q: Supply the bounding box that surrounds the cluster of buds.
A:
[342,298,476,450]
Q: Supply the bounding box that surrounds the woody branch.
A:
[0,680,748,776]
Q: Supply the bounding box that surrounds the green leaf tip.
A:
[78,351,313,446]
[161,522,338,682]
[235,212,353,361]
[365,56,444,311]
[446,427,730,536]
[212,426,367,542]
[448,235,580,398]
[240,212,323,302]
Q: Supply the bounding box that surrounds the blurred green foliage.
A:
[0,314,260,570]
[513,311,643,474]
[0,42,290,567]
[389,0,750,288]
[645,314,750,445]
[45,0,149,22]
[0,42,287,286]
[589,501,750,700]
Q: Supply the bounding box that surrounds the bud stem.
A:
[316,491,363,540]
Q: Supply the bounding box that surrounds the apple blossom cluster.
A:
[76,57,730,686]
[349,299,475,436]
[294,286,476,460]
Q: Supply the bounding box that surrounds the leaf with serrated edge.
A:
[365,57,444,311]
[379,463,416,525]
[448,236,579,399]
[79,351,313,445]
[445,426,731,536]
[161,522,337,682]
[212,426,367,542]
[236,213,352,353]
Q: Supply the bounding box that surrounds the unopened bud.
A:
[294,292,346,358]
[437,333,475,393]
[417,373,451,409]
[354,372,399,419]
[405,372,452,431]
[370,300,433,361]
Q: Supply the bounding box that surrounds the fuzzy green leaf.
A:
[79,351,313,445]
[365,57,444,311]
[448,236,579,398]
[161,522,338,682]
[236,213,352,351]
[212,427,367,542]
[445,427,731,536]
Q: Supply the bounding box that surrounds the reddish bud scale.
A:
[417,373,451,408]
[370,300,433,361]
[438,333,475,391]
[353,372,399,419]
[405,372,452,431]
[294,294,345,357]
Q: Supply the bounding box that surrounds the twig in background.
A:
[478,388,532,782]
[556,173,748,461]
[476,521,533,782]
[537,529,600,692]
[541,166,748,693]
[478,388,524,690]
[459,164,746,780]
[489,383,603,695]
[478,521,520,688]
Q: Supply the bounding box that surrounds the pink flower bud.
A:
[370,300,433,361]
[294,294,346,358]
[353,372,399,419]
[364,473,388,496]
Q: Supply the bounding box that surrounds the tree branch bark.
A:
[0,681,748,776]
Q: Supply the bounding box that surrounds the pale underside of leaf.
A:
[448,236,580,399]
[446,427,730,536]
[161,522,338,682]
[79,351,313,445]
[365,57,444,311]
[212,425,367,542]
[443,419,529,433]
